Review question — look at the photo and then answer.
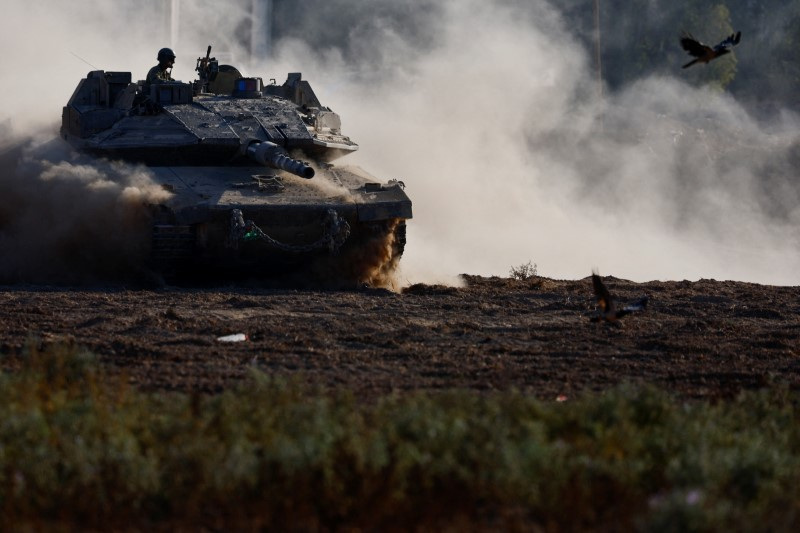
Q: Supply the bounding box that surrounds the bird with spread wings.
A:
[680,31,741,69]
[590,272,648,323]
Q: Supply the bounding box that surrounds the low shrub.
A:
[1,344,799,530]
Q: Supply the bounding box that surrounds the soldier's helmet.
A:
[157,48,176,61]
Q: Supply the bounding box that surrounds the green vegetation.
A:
[2,344,800,530]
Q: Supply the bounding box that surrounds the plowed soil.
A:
[1,275,798,400]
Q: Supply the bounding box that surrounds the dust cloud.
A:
[0,135,171,283]
[283,0,800,285]
[2,0,799,285]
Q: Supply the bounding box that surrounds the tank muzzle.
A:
[246,141,315,179]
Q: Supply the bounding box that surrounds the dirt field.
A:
[1,275,798,400]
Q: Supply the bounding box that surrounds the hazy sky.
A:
[2,0,798,285]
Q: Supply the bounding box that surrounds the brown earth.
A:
[1,275,798,401]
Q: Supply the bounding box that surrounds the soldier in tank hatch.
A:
[146,48,175,85]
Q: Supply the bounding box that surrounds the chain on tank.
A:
[227,209,350,254]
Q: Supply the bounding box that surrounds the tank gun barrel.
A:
[246,141,315,179]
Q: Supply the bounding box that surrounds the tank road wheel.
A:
[149,225,195,282]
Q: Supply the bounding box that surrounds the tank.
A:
[60,46,411,286]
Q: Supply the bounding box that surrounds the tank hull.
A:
[146,164,410,285]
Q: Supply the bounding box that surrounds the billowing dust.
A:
[311,218,403,290]
[0,134,171,284]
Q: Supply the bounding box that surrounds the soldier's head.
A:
[157,48,176,69]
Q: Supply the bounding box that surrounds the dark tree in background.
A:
[268,0,800,113]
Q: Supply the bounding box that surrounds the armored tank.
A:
[60,46,411,286]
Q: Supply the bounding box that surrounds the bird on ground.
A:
[680,30,741,69]
[590,272,648,323]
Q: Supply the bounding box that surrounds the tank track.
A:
[148,219,407,287]
[150,225,195,279]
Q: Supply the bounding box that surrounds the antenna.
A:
[69,51,99,70]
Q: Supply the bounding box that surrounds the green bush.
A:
[1,344,799,530]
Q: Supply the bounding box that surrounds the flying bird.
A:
[590,272,648,323]
[680,30,741,69]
